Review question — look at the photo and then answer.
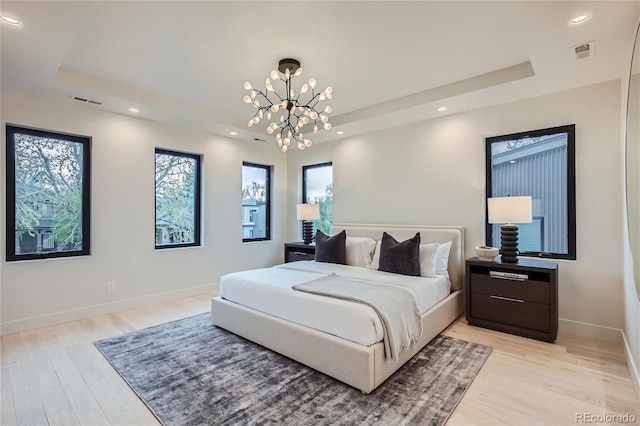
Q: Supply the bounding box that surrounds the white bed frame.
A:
[211,224,465,394]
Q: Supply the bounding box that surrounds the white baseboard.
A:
[622,330,640,404]
[558,318,623,342]
[0,282,220,336]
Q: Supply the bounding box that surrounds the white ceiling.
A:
[1,1,638,146]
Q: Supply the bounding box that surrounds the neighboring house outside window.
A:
[155,149,202,249]
[6,125,91,261]
[302,162,333,235]
[485,125,576,260]
[242,162,271,242]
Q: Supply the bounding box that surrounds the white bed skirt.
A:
[211,289,464,393]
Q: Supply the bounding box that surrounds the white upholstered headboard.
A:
[330,223,465,291]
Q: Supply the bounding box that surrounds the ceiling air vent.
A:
[572,41,595,59]
[253,138,267,142]
[71,95,103,106]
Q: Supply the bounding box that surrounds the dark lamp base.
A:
[500,224,519,263]
[302,221,314,245]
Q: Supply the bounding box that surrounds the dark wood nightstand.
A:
[284,242,316,263]
[465,257,558,343]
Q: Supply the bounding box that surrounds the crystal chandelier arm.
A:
[294,85,314,105]
[306,91,323,110]
[253,89,278,108]
[270,89,285,104]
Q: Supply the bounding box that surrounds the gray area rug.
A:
[94,313,492,426]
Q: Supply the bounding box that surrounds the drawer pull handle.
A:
[489,271,528,281]
[490,295,525,303]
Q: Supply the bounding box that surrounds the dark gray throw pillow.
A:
[314,230,347,264]
[378,232,421,276]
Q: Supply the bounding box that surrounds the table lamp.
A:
[296,203,320,244]
[488,196,532,263]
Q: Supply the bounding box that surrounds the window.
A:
[485,125,576,260]
[6,125,91,261]
[155,149,201,248]
[242,162,271,241]
[302,162,333,234]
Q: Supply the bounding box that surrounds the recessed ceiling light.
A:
[568,13,592,26]
[437,106,448,112]
[230,131,238,136]
[336,131,344,135]
[128,107,140,113]
[0,14,23,27]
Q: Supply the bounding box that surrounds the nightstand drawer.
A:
[470,293,550,332]
[284,242,316,263]
[288,251,315,262]
[470,273,550,304]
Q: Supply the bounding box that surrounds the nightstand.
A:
[284,242,316,263]
[465,257,558,343]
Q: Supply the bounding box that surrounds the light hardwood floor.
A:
[1,293,638,425]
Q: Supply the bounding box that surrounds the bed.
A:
[211,224,464,394]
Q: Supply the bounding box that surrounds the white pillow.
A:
[419,243,439,278]
[370,240,382,270]
[345,236,377,267]
[435,241,452,277]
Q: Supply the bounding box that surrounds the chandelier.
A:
[243,58,333,152]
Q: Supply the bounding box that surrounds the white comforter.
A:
[219,261,450,347]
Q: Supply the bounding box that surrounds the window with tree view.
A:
[485,124,576,260]
[242,162,271,242]
[155,149,201,248]
[6,125,91,261]
[303,162,333,235]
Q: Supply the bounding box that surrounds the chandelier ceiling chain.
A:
[243,58,333,152]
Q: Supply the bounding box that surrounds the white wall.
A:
[1,77,632,357]
[622,218,640,397]
[287,80,625,334]
[621,19,640,397]
[0,88,287,334]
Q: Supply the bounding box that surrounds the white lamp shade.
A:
[296,203,320,220]
[488,196,533,224]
